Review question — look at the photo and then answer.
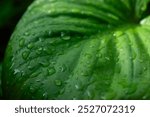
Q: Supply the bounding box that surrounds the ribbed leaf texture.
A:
[2,0,150,99]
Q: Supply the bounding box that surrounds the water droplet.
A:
[62,36,71,40]
[55,80,62,86]
[36,47,43,54]
[96,53,102,58]
[27,43,34,49]
[87,90,94,99]
[36,79,40,82]
[22,51,30,60]
[75,84,80,90]
[60,88,65,94]
[58,64,66,72]
[142,95,148,99]
[81,71,89,76]
[19,39,25,47]
[28,65,34,70]
[38,37,43,42]
[61,32,71,40]
[75,82,83,91]
[29,86,35,93]
[144,67,147,71]
[43,92,48,99]
[13,69,20,75]
[113,31,123,37]
[24,32,30,36]
[48,31,52,36]
[139,59,144,63]
[47,67,56,75]
[30,71,41,78]
[43,47,54,55]
[105,57,110,61]
[73,97,77,100]
[84,53,92,59]
[39,60,49,67]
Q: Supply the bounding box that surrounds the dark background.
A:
[0,0,34,62]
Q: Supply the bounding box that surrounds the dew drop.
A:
[62,36,71,40]
[144,67,147,71]
[27,43,34,49]
[13,69,20,75]
[61,32,71,40]
[39,60,49,67]
[36,79,40,82]
[24,32,30,36]
[113,31,123,37]
[38,37,43,42]
[30,71,41,78]
[96,53,102,58]
[142,95,148,99]
[139,59,144,63]
[48,31,52,36]
[75,82,83,91]
[55,80,62,86]
[43,92,48,99]
[75,84,80,90]
[36,47,43,55]
[47,67,56,75]
[81,71,89,76]
[87,90,94,99]
[105,56,110,61]
[58,64,66,72]
[29,86,34,93]
[19,39,25,47]
[28,65,34,70]
[60,88,65,94]
[22,51,30,60]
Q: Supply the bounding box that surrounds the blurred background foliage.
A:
[0,0,34,99]
[0,0,34,62]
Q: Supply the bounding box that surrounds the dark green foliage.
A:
[1,0,150,99]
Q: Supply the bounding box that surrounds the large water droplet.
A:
[19,39,25,47]
[22,51,30,60]
[47,67,56,75]
[55,80,62,86]
[27,43,34,49]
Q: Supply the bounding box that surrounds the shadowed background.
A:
[0,0,33,99]
[0,0,33,62]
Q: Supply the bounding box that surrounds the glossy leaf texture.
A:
[2,0,150,99]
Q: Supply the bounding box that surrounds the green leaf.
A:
[2,0,150,99]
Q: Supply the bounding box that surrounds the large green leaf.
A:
[2,0,150,99]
